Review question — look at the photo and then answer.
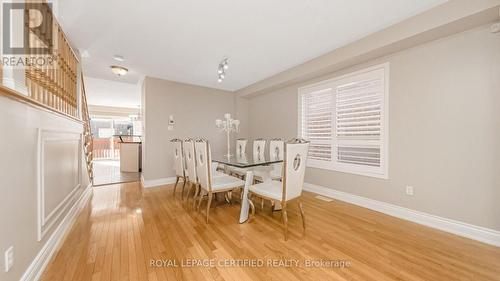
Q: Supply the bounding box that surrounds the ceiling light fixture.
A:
[80,49,90,58]
[110,65,128,76]
[217,58,229,83]
[113,55,125,62]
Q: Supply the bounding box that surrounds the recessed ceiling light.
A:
[113,55,125,62]
[80,49,90,58]
[110,65,128,76]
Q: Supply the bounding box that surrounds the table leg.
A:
[223,164,233,202]
[274,201,282,211]
[239,170,254,223]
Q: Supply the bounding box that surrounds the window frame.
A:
[298,63,389,179]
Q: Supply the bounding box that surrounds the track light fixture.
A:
[217,58,229,83]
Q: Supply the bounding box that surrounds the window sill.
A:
[306,163,388,179]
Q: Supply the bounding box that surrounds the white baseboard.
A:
[20,184,93,281]
[303,182,500,247]
[140,175,179,188]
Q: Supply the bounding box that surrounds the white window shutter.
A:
[336,78,381,138]
[299,63,388,178]
[301,89,333,163]
[335,77,383,168]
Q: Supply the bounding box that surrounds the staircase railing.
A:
[0,1,94,185]
[80,74,94,184]
[24,1,79,118]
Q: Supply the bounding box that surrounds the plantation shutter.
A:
[335,76,383,168]
[301,89,333,162]
[299,64,388,178]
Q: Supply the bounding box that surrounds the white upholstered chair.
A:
[236,138,247,156]
[184,139,226,207]
[214,139,247,173]
[231,139,266,179]
[252,138,284,209]
[253,138,266,161]
[171,139,187,196]
[195,139,245,223]
[228,138,249,178]
[254,138,284,182]
[268,138,284,180]
[247,138,309,240]
[183,139,198,204]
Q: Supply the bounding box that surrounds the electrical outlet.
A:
[406,186,414,196]
[491,22,500,33]
[4,246,13,272]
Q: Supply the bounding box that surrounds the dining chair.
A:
[171,139,187,196]
[228,138,249,178]
[252,138,284,209]
[215,138,247,173]
[183,139,198,204]
[195,139,245,223]
[247,138,309,240]
[184,139,228,207]
[181,139,192,198]
[268,138,284,180]
[253,138,266,161]
[236,138,248,156]
[253,138,284,182]
[230,139,266,179]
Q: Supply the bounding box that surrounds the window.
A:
[298,64,389,178]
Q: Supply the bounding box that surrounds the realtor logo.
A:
[2,2,53,55]
[1,2,57,69]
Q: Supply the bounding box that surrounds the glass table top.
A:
[212,154,282,168]
[117,135,142,143]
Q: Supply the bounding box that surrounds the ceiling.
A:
[84,77,141,108]
[54,0,446,90]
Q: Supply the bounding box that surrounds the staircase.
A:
[81,74,94,184]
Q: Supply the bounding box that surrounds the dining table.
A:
[212,153,283,223]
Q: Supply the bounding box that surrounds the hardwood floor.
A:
[92,160,140,186]
[41,182,500,281]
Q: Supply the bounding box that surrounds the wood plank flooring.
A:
[41,182,500,281]
[92,160,140,186]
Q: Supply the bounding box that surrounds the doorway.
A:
[90,116,142,186]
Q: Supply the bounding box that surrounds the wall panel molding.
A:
[36,128,83,241]
[21,184,93,281]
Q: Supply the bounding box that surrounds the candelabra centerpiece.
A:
[215,113,240,158]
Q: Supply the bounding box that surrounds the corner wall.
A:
[0,95,91,281]
[245,24,500,232]
[141,77,241,182]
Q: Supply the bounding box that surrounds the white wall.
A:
[0,95,91,281]
[142,77,240,181]
[84,76,141,109]
[246,24,500,231]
